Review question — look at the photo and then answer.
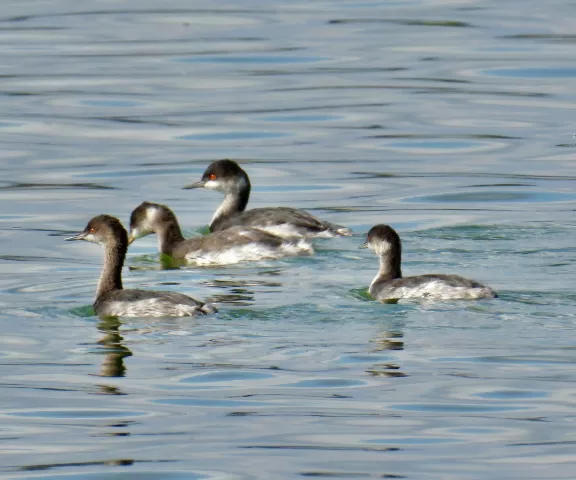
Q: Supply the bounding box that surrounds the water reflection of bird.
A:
[367,330,407,378]
[202,276,287,306]
[96,316,132,379]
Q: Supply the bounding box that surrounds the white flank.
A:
[184,239,313,266]
[371,279,495,301]
[263,223,351,239]
[260,224,343,239]
[100,299,204,318]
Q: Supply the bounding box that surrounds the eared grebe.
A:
[362,224,497,301]
[182,159,352,239]
[128,201,313,265]
[66,215,217,317]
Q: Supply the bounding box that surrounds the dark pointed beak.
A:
[65,231,87,241]
[359,241,368,249]
[182,180,206,190]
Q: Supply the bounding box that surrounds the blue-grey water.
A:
[1,0,576,478]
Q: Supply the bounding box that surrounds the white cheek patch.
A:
[84,233,99,244]
[130,206,157,237]
[145,206,158,225]
[204,179,220,190]
[84,232,106,247]
[374,242,392,256]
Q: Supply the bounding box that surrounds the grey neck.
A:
[376,254,402,282]
[371,245,402,288]
[209,180,250,231]
[156,219,185,255]
[97,242,125,298]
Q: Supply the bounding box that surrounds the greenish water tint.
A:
[69,305,96,318]
[1,0,576,478]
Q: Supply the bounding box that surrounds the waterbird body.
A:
[183,159,352,239]
[66,215,216,317]
[362,224,497,301]
[129,201,313,265]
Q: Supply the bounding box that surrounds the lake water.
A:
[1,0,576,478]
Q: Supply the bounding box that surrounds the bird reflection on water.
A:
[367,330,407,378]
[95,317,132,381]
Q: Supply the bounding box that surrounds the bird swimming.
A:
[66,214,217,317]
[183,159,352,239]
[362,224,497,301]
[128,201,313,265]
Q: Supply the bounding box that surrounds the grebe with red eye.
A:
[183,159,353,239]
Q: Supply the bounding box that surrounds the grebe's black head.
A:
[66,214,128,247]
[183,159,250,194]
[360,224,401,257]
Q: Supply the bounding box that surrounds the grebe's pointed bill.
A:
[182,180,206,190]
[359,241,368,249]
[128,224,146,245]
[65,231,88,242]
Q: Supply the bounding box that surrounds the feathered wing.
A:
[214,207,352,238]
[168,226,313,265]
[94,289,217,317]
[371,274,497,301]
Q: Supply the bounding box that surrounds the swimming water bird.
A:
[362,224,497,301]
[66,215,216,317]
[128,201,313,265]
[183,159,353,239]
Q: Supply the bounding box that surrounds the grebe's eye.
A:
[209,173,217,181]
[89,228,95,234]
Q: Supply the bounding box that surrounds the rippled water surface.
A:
[1,0,576,478]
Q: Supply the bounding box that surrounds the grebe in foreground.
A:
[362,224,497,301]
[66,215,216,317]
[128,202,313,265]
[183,159,352,239]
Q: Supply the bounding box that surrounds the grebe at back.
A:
[66,214,217,317]
[129,201,313,265]
[361,224,497,301]
[183,159,352,239]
